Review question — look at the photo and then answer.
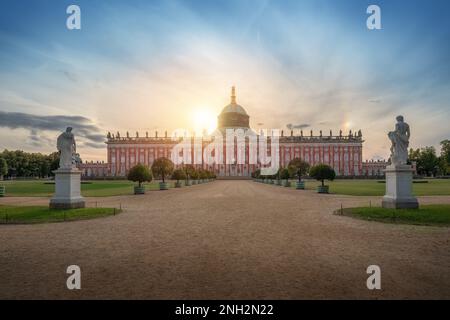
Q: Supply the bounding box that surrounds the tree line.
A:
[0,150,60,179]
[408,140,450,176]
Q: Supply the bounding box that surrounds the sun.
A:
[192,108,217,135]
[344,120,353,130]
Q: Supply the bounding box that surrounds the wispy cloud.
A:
[0,0,449,160]
[286,123,310,130]
[0,111,105,148]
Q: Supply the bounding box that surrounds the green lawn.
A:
[1,179,450,197]
[0,205,121,224]
[339,205,450,226]
[292,179,450,196]
[0,180,177,197]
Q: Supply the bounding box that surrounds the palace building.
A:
[80,87,387,178]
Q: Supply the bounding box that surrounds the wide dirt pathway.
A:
[1,181,449,299]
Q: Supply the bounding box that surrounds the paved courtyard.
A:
[0,180,449,299]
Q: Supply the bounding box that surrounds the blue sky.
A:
[0,0,449,160]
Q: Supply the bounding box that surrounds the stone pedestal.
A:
[382,164,418,209]
[49,168,85,209]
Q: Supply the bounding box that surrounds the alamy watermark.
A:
[170,128,280,176]
[66,265,81,290]
[367,5,382,30]
[66,5,81,30]
[366,265,381,290]
[66,4,381,31]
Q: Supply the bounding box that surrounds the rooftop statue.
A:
[56,127,76,169]
[388,115,410,166]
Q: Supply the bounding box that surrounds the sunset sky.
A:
[0,0,449,161]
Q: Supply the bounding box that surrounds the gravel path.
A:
[0,181,449,299]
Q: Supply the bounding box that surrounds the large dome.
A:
[217,87,250,129]
[220,103,248,115]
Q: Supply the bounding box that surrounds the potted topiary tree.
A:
[309,164,336,193]
[288,158,310,190]
[199,169,208,183]
[127,163,152,194]
[183,165,194,186]
[205,170,212,182]
[190,168,199,185]
[256,169,261,182]
[172,168,186,188]
[270,172,277,184]
[274,168,281,185]
[151,157,174,190]
[280,168,291,187]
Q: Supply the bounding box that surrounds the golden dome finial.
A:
[231,86,236,104]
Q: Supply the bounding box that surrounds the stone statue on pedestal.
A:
[57,127,76,169]
[388,115,410,166]
[50,127,85,209]
[382,116,418,209]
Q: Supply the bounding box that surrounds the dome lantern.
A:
[231,86,236,104]
[217,86,250,129]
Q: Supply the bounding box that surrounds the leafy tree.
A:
[127,164,152,187]
[183,165,195,181]
[279,168,290,181]
[309,164,336,187]
[199,169,208,180]
[408,148,420,166]
[440,140,450,164]
[203,169,213,179]
[151,157,174,183]
[417,147,439,176]
[208,170,216,179]
[439,140,450,175]
[288,158,310,182]
[0,157,7,180]
[190,168,200,180]
[0,149,61,178]
[272,168,280,181]
[437,157,449,176]
[48,152,60,174]
[172,168,186,183]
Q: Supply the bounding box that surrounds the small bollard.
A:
[340,203,343,215]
